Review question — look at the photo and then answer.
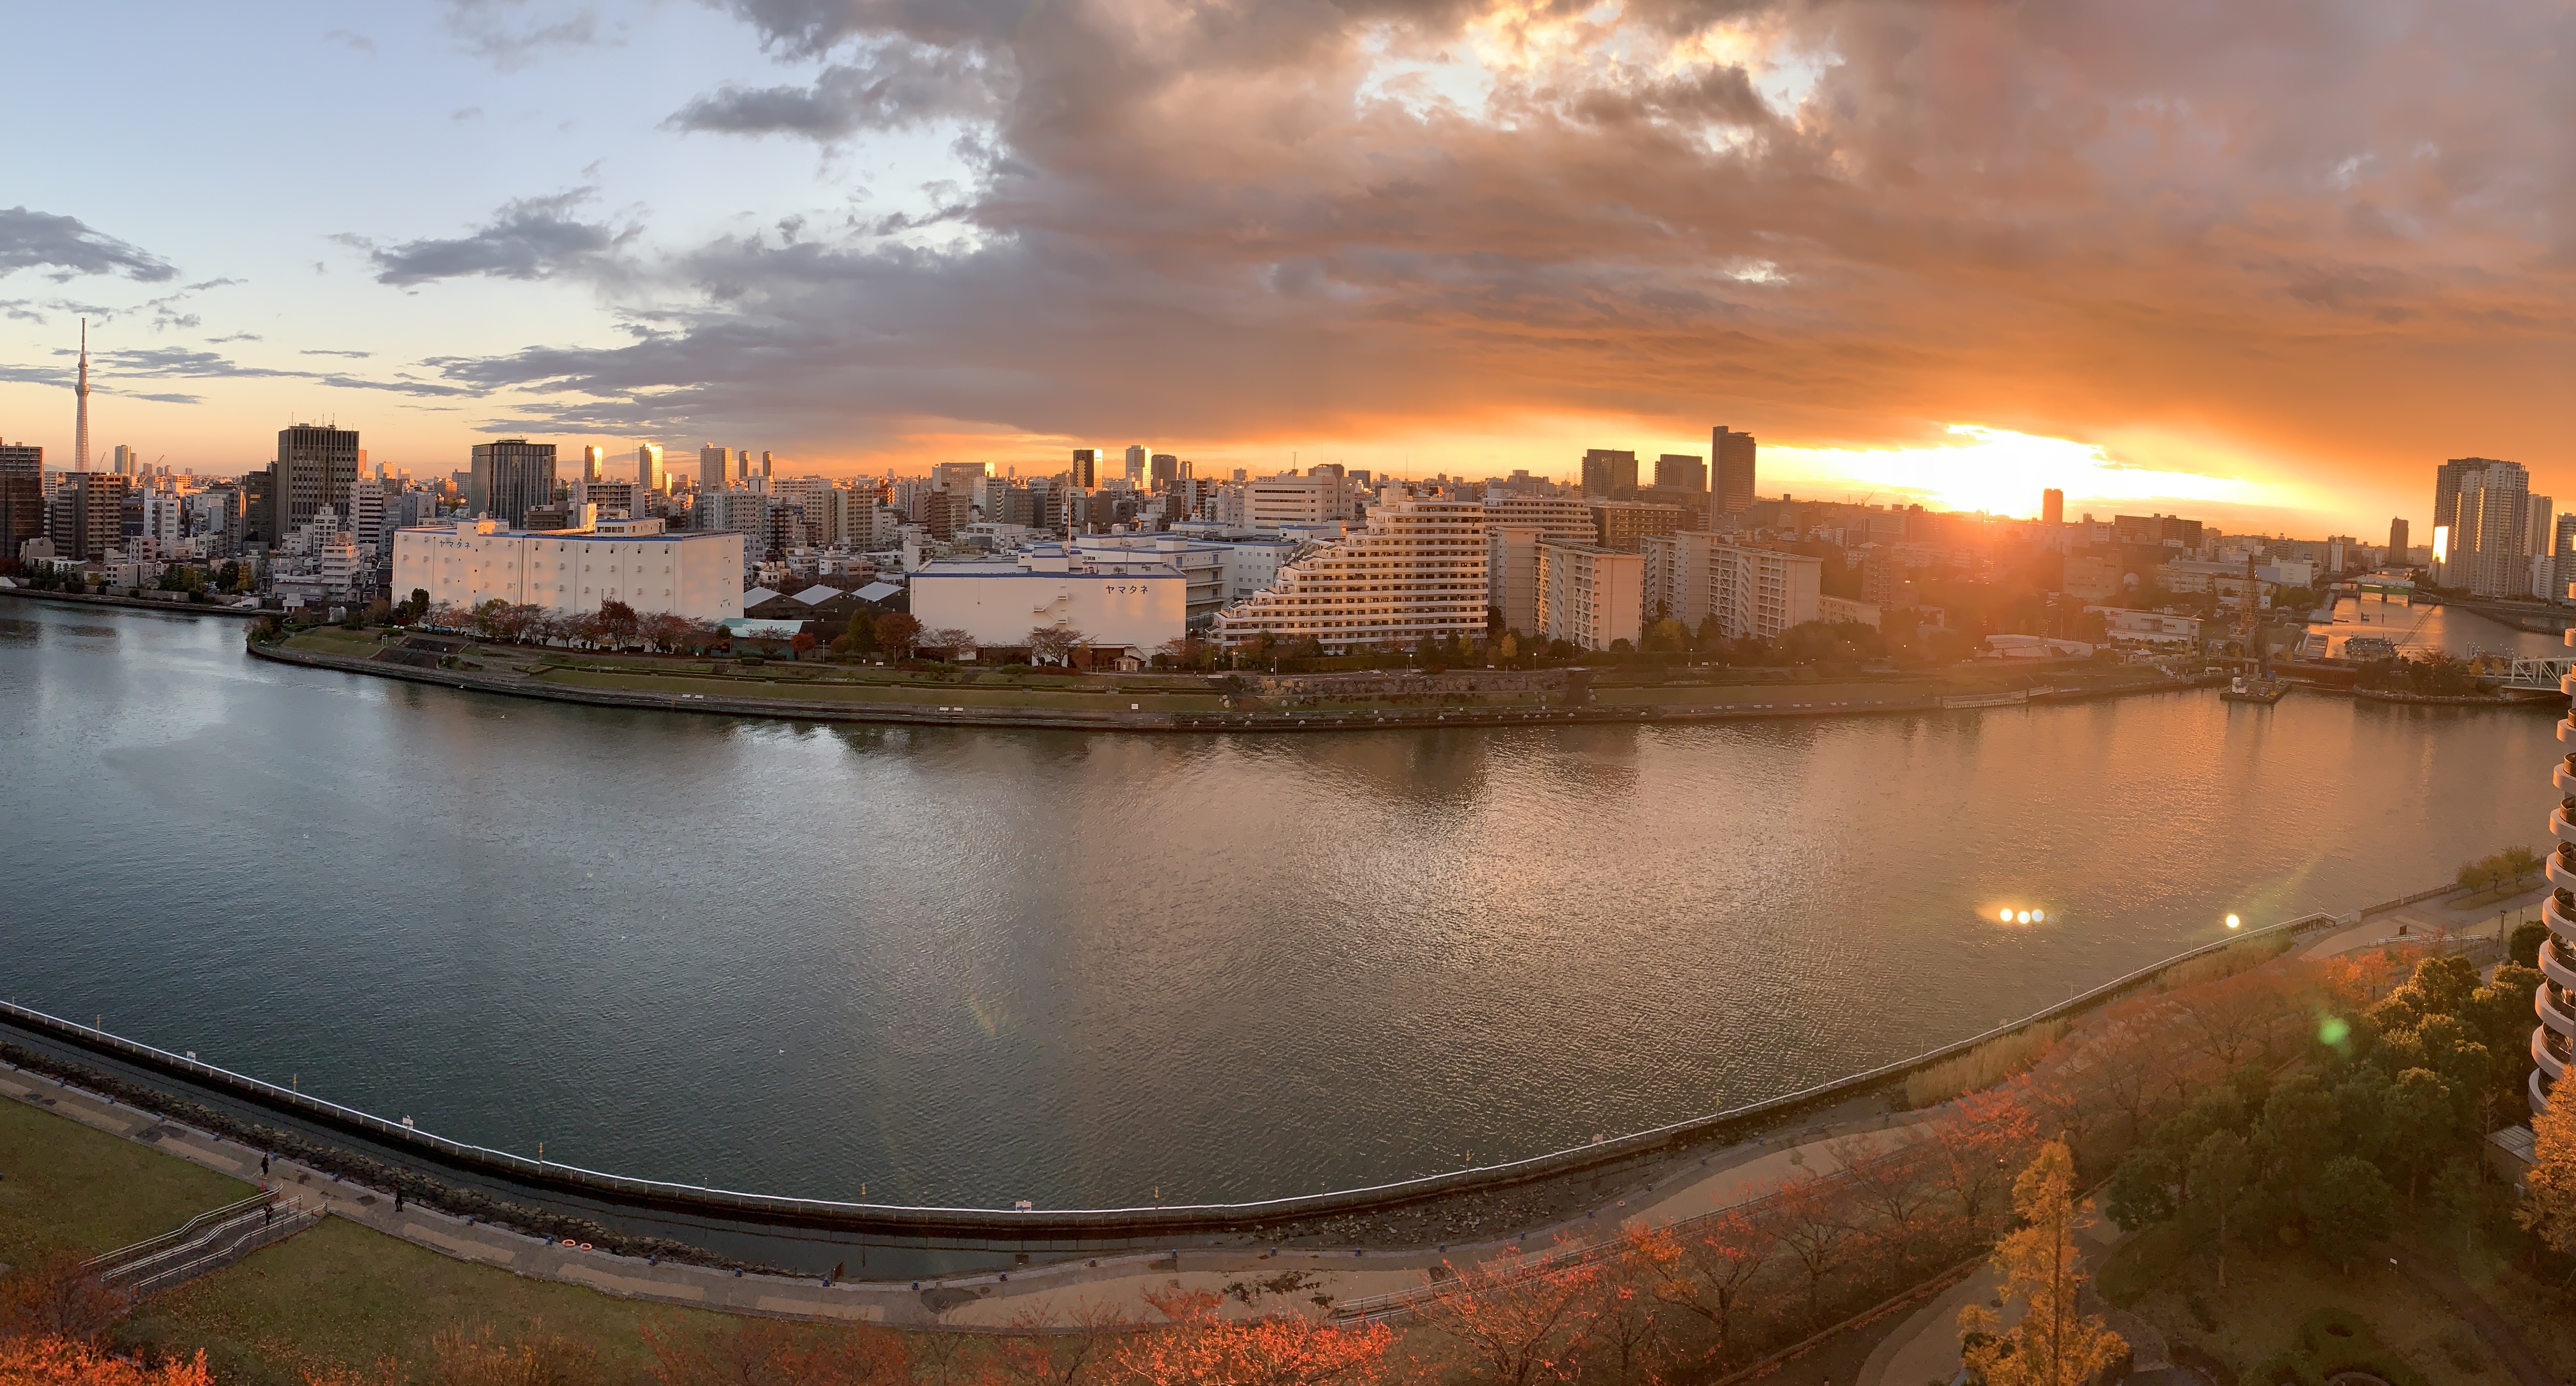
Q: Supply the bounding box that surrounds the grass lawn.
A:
[120,1218,772,1385]
[280,628,391,656]
[2098,1219,2571,1384]
[0,1090,252,1266]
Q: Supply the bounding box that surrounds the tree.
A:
[1420,1253,1605,1386]
[2307,1155,2391,1273]
[1958,1141,2125,1386]
[924,627,975,658]
[598,599,640,647]
[2380,1068,2456,1205]
[423,1324,606,1386]
[1029,625,1088,665]
[2187,1130,2253,1291]
[2515,1089,2576,1258]
[875,612,923,659]
[0,1336,211,1386]
[0,1251,130,1342]
[790,631,818,659]
[1119,1286,1399,1386]
[2104,1147,2177,1231]
[1768,1170,1854,1320]
[1643,1209,1775,1360]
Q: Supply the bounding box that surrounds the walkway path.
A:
[2298,882,2541,960]
[1855,1195,2123,1386]
[1,1059,1911,1331]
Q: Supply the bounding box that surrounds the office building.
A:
[1150,453,1180,490]
[910,546,1187,654]
[0,443,40,556]
[1535,541,1643,650]
[1654,453,1707,492]
[1124,445,1148,487]
[1580,449,1637,498]
[111,444,140,476]
[2388,518,2409,566]
[469,439,558,528]
[699,443,728,491]
[579,445,604,483]
[1712,426,1757,515]
[394,514,745,621]
[638,444,665,493]
[1643,532,1823,642]
[1589,499,1687,552]
[2042,489,2064,526]
[572,478,642,522]
[1210,492,1487,650]
[1070,449,1098,488]
[264,424,361,548]
[51,471,129,562]
[1215,472,1350,528]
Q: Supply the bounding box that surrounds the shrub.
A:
[1902,1020,2064,1109]
[2513,920,2548,969]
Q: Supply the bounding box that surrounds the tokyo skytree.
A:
[74,319,89,471]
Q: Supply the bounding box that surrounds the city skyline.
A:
[5,1,2569,536]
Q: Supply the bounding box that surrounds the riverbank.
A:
[0,585,264,619]
[249,630,2215,733]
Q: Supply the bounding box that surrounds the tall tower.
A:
[74,319,90,472]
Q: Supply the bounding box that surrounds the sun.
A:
[1760,424,2287,520]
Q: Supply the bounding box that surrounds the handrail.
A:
[86,1191,272,1271]
[0,907,2341,1236]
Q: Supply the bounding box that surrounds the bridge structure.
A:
[2502,655,2576,691]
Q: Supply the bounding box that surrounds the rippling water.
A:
[0,600,2559,1208]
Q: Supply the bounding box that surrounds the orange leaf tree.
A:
[0,1336,211,1386]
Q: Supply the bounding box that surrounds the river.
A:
[0,598,2561,1209]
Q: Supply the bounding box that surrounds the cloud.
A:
[86,345,480,398]
[0,207,177,283]
[363,189,634,287]
[664,42,1005,140]
[206,332,262,342]
[442,0,616,72]
[301,348,375,358]
[125,391,206,404]
[324,28,377,55]
[139,277,244,332]
[405,0,2576,526]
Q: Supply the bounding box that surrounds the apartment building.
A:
[1535,542,1643,650]
[1209,492,1487,650]
[1642,532,1823,641]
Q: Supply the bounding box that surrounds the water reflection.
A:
[0,600,2560,1208]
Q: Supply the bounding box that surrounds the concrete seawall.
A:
[0,586,266,619]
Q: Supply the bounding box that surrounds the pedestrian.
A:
[395,1189,404,1212]
[261,1153,271,1175]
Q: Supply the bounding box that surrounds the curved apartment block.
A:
[1209,492,1488,652]
[2538,634,2576,1112]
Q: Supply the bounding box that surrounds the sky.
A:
[5,0,2573,536]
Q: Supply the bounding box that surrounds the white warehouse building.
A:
[908,546,1187,655]
[391,514,745,621]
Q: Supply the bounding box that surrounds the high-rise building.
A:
[2531,497,2557,563]
[761,450,776,481]
[1712,426,1757,515]
[0,442,40,556]
[638,444,664,493]
[1124,445,1148,487]
[1150,453,1180,490]
[73,320,89,472]
[580,445,604,483]
[266,424,361,548]
[2042,489,2065,526]
[2432,459,2481,541]
[699,443,727,491]
[1653,454,1707,492]
[51,471,128,561]
[111,444,138,476]
[1588,499,1686,552]
[2388,518,2409,565]
[1580,449,1637,498]
[1070,449,1098,488]
[1210,491,1487,650]
[2443,459,2530,597]
[2554,513,2576,605]
[469,439,558,528]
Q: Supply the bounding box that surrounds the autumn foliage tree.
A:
[1111,1288,1398,1386]
[2516,1085,2576,1258]
[0,1251,130,1344]
[1958,1142,2125,1386]
[0,1336,211,1386]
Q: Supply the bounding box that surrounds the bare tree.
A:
[1028,625,1089,665]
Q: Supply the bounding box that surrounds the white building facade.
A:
[1209,493,1488,650]
[1644,532,1823,642]
[392,515,745,620]
[908,547,1187,654]
[1535,542,1643,650]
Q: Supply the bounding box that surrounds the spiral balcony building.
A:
[2534,659,2576,1113]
